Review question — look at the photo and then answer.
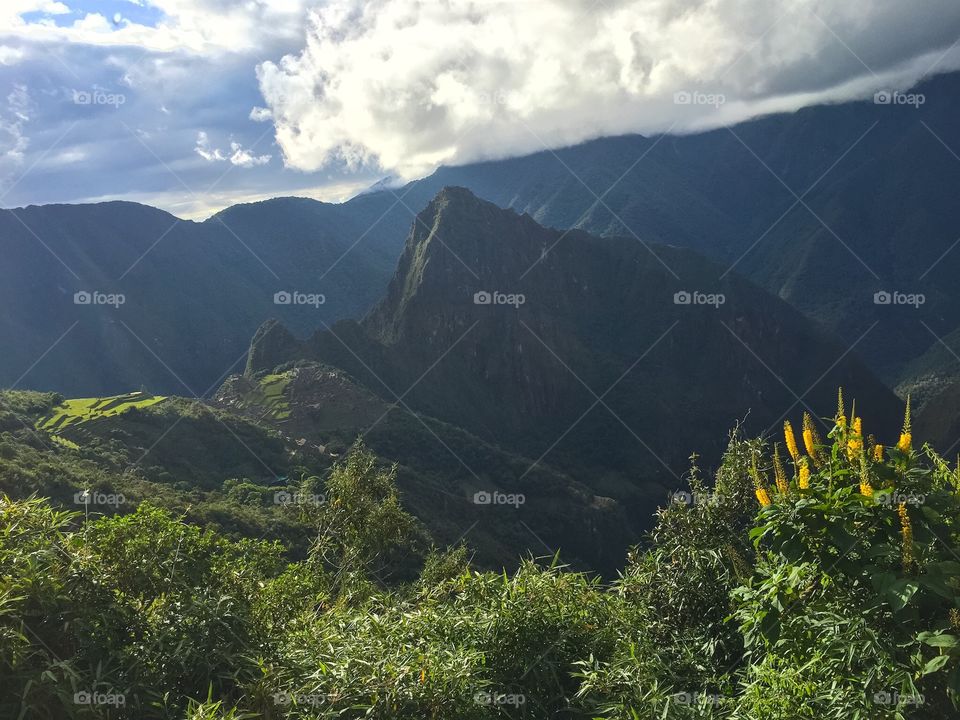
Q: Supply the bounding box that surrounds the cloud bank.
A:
[257,0,960,179]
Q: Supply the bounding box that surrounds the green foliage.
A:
[311,441,428,589]
[4,397,960,719]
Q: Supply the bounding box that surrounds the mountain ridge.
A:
[245,187,904,515]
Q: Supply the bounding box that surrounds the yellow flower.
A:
[836,387,847,431]
[751,453,772,507]
[798,458,811,489]
[755,487,772,507]
[859,451,873,496]
[873,444,883,462]
[784,421,800,462]
[774,445,789,496]
[897,396,912,453]
[802,412,823,466]
[846,416,863,461]
[898,503,913,571]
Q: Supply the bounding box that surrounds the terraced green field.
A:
[36,392,168,436]
[233,373,292,421]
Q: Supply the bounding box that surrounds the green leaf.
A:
[885,579,919,612]
[923,654,951,675]
[920,633,959,648]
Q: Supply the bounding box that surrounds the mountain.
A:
[7,72,960,401]
[382,72,960,391]
[245,187,904,504]
[916,378,960,455]
[896,326,960,409]
[0,196,412,396]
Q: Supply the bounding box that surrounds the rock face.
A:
[249,187,904,485]
[245,319,303,378]
[915,381,960,454]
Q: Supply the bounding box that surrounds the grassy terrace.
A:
[35,392,168,436]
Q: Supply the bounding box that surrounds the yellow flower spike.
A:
[798,458,811,489]
[836,387,847,432]
[784,421,800,462]
[773,444,789,496]
[858,452,873,497]
[898,502,913,571]
[802,412,823,467]
[898,396,912,453]
[873,444,884,462]
[846,416,863,461]
[755,487,772,507]
[751,452,772,507]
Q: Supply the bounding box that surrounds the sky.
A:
[0,0,959,219]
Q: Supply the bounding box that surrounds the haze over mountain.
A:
[0,195,410,395]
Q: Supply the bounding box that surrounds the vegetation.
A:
[36,392,168,436]
[3,391,960,718]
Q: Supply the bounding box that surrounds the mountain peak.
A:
[413,186,511,239]
[363,187,547,343]
[245,319,302,376]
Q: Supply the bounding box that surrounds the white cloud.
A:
[0,45,24,65]
[0,85,32,187]
[194,130,223,161]
[249,106,272,122]
[0,0,311,54]
[227,141,270,167]
[0,1,69,32]
[195,130,270,167]
[256,0,960,179]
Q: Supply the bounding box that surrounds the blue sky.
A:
[1,0,959,219]
[23,1,164,27]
